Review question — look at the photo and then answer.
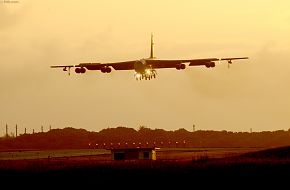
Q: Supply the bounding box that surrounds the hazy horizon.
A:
[1,0,290,135]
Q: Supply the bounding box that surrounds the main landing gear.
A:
[134,70,157,81]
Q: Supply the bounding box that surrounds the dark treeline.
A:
[1,126,290,150]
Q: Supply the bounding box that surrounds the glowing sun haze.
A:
[1,0,290,135]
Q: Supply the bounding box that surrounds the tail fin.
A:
[150,33,155,59]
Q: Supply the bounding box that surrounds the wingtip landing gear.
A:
[228,60,232,69]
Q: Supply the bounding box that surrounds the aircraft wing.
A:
[50,65,75,68]
[107,61,135,70]
[51,60,135,70]
[146,58,219,68]
[74,61,135,70]
[146,57,248,69]
[220,57,249,61]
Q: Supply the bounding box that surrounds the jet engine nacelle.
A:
[106,67,112,73]
[101,66,112,73]
[176,64,186,70]
[205,62,215,68]
[75,67,86,73]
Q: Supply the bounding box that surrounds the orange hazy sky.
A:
[1,0,289,135]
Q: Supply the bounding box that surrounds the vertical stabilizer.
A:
[150,33,155,59]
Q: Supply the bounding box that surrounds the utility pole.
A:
[193,124,195,132]
[250,128,252,133]
[15,124,18,137]
[24,128,27,134]
[41,125,43,133]
[6,124,8,137]
[49,125,51,131]
[33,129,34,134]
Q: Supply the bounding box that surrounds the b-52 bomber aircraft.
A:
[51,34,248,80]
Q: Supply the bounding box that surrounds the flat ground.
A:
[0,147,261,160]
[0,147,289,188]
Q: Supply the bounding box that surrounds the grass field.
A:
[0,147,289,187]
[0,149,110,160]
[0,147,261,160]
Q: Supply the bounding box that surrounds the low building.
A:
[109,147,157,160]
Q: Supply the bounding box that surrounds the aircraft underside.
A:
[74,59,188,80]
